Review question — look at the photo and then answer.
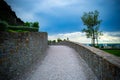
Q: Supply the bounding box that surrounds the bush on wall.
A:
[0,21,39,32]
[0,21,8,31]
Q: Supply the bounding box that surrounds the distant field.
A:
[102,49,120,57]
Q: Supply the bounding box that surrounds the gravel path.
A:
[24,45,98,80]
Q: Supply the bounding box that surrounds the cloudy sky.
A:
[5,0,120,43]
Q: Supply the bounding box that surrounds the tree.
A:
[24,22,39,28]
[24,22,30,27]
[32,22,39,28]
[81,10,102,46]
[57,38,62,42]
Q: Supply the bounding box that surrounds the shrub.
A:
[0,21,8,31]
[8,29,16,32]
[32,22,39,28]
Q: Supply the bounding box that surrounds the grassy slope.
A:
[103,49,120,57]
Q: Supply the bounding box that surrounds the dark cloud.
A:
[5,0,120,34]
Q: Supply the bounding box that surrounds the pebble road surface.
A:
[23,45,98,80]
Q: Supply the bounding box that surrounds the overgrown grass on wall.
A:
[8,26,38,32]
[0,21,39,32]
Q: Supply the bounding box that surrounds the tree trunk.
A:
[96,37,98,46]
[92,38,95,46]
[92,29,95,47]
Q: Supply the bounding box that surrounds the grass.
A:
[102,49,120,57]
[8,26,38,32]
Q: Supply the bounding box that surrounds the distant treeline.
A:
[87,43,120,49]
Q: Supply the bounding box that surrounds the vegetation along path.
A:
[24,45,98,80]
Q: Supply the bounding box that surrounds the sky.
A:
[5,0,120,43]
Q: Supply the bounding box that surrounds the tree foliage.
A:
[57,38,62,42]
[33,22,39,28]
[81,10,102,46]
[24,22,30,27]
[24,21,39,28]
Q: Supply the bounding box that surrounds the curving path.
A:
[24,45,98,80]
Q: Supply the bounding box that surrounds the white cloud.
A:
[99,32,120,43]
[49,32,92,43]
[48,32,120,44]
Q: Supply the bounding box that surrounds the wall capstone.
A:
[56,41,120,80]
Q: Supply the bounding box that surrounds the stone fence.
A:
[0,32,48,80]
[56,41,120,80]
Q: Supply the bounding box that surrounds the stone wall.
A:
[56,41,120,80]
[0,32,48,80]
